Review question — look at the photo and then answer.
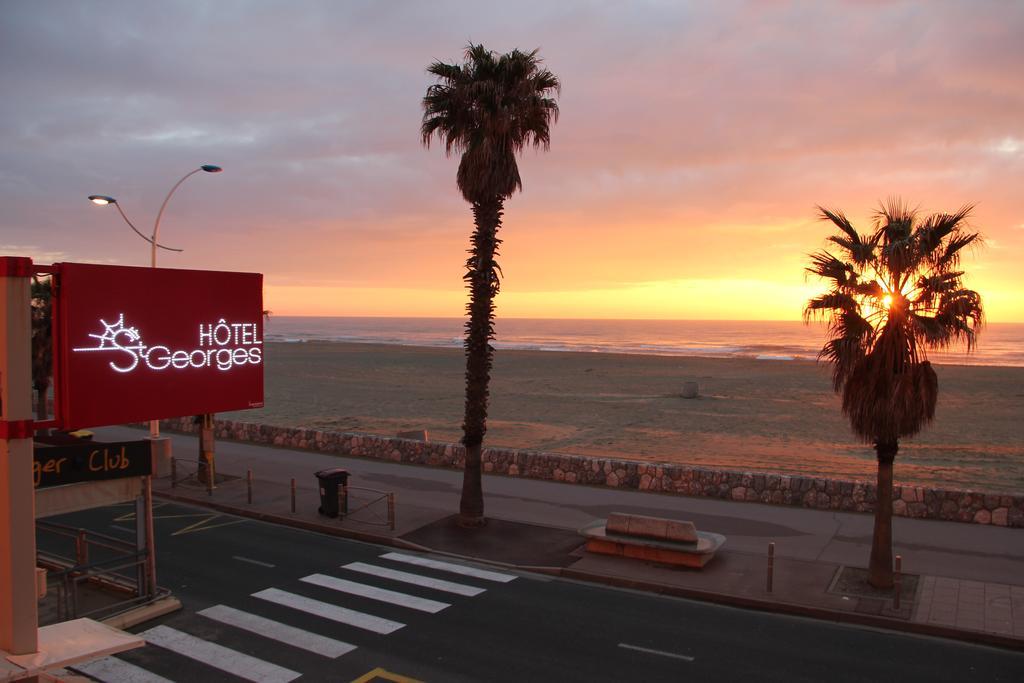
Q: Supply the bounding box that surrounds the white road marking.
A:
[301,573,450,614]
[253,587,404,634]
[617,642,696,662]
[140,624,300,683]
[198,604,356,658]
[107,524,136,535]
[380,552,517,583]
[232,555,276,568]
[342,562,486,597]
[72,656,175,683]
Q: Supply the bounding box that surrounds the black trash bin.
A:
[315,468,350,518]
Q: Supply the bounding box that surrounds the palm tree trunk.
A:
[35,381,49,421]
[459,197,503,527]
[868,439,898,588]
[197,413,215,485]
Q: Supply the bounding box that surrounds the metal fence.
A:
[169,455,219,495]
[36,520,168,622]
[339,486,396,530]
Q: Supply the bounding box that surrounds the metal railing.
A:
[166,458,397,530]
[169,455,220,495]
[36,520,168,622]
[340,486,396,530]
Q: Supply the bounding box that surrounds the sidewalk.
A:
[98,426,1024,650]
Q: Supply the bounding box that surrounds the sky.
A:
[2,1,1022,322]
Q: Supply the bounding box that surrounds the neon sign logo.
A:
[73,314,263,373]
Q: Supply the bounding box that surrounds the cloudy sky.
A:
[3,1,1022,321]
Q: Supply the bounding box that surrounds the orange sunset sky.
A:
[2,2,1022,321]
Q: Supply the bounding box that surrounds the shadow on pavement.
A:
[402,515,585,567]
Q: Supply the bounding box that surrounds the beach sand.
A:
[224,342,1024,494]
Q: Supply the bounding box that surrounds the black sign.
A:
[33,440,152,489]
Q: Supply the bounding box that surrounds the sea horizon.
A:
[264,316,1024,368]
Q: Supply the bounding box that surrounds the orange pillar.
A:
[0,256,38,654]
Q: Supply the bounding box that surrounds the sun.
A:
[882,294,893,309]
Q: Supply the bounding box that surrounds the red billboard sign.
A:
[56,263,264,429]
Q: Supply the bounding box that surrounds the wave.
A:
[263,317,1024,367]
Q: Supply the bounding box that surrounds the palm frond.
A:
[912,271,962,310]
[915,204,972,256]
[426,61,464,81]
[874,197,917,240]
[805,251,856,287]
[908,313,948,347]
[819,337,862,392]
[851,280,885,300]
[818,206,877,265]
[803,291,858,321]
[814,309,873,391]
[841,333,935,444]
[934,230,982,272]
[933,289,984,351]
[817,206,856,239]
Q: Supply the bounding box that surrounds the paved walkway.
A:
[97,426,1024,649]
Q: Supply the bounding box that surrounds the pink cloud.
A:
[2,1,1021,319]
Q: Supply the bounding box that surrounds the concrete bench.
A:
[579,512,725,568]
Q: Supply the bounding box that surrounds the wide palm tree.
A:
[421,44,560,527]
[805,199,983,588]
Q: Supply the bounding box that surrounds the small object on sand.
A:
[681,381,699,399]
[397,429,429,442]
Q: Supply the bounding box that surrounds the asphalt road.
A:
[44,501,1024,683]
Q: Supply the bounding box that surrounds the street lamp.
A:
[88,164,223,439]
[88,164,222,268]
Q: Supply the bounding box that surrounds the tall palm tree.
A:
[31,276,53,422]
[421,44,560,527]
[805,199,983,588]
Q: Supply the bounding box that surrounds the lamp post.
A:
[88,165,222,601]
[88,164,223,439]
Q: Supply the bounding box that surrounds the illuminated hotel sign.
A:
[73,314,263,373]
[56,263,264,429]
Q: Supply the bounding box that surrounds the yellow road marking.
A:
[115,511,216,522]
[170,516,249,536]
[350,667,423,683]
[114,504,247,536]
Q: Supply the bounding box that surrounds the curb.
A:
[556,567,1024,652]
[102,596,182,630]
[153,490,431,553]
[153,492,1024,653]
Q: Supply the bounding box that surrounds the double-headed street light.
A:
[88,164,223,439]
[88,164,222,268]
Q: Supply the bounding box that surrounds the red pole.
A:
[0,255,39,653]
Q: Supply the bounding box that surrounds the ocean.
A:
[264,317,1024,368]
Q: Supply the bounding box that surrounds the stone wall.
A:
[156,416,1024,528]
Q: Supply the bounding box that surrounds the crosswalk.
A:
[253,587,406,635]
[197,605,357,657]
[71,552,517,682]
[299,573,451,614]
[142,625,302,683]
[73,657,175,683]
[342,562,488,597]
